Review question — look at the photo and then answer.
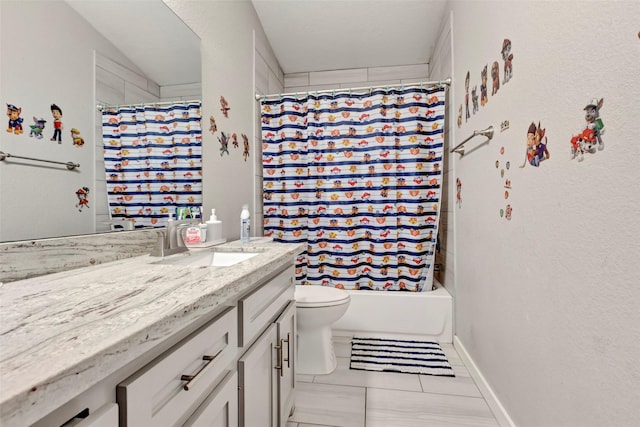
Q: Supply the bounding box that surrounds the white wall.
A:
[165,0,282,241]
[0,0,152,242]
[449,1,640,425]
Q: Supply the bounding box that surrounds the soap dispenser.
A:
[206,208,223,242]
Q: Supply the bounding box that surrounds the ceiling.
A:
[65,0,201,87]
[66,0,447,86]
[252,0,448,74]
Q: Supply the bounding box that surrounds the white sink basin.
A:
[153,250,260,267]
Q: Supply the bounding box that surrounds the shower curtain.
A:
[261,86,445,291]
[102,102,202,228]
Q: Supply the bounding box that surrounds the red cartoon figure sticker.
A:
[50,104,63,143]
[570,98,605,162]
[75,187,90,211]
[6,104,24,135]
[220,96,230,118]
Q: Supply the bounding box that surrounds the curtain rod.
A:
[255,77,451,101]
[96,99,202,112]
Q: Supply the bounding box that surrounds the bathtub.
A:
[331,280,453,343]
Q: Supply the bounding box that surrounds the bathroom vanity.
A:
[0,239,303,427]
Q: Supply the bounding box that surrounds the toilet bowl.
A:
[295,285,350,375]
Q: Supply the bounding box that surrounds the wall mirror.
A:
[0,0,201,243]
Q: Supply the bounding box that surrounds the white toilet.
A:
[295,285,351,375]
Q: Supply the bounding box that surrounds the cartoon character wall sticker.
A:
[472,86,479,114]
[491,61,500,95]
[242,133,250,161]
[50,103,63,143]
[218,131,230,156]
[465,71,471,122]
[209,115,217,134]
[570,98,605,161]
[501,39,513,84]
[480,65,489,106]
[70,128,85,147]
[6,104,23,134]
[460,38,514,124]
[457,104,462,128]
[29,116,46,139]
[219,96,230,118]
[519,121,549,168]
[75,187,90,212]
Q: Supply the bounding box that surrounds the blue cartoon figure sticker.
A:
[520,122,549,168]
[6,104,24,135]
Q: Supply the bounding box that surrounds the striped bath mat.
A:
[350,337,455,376]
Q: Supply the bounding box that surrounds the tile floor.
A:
[287,336,501,427]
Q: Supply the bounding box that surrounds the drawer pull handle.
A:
[273,341,284,376]
[180,350,222,391]
[283,333,291,368]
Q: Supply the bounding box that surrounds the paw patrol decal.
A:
[29,116,47,139]
[218,131,230,156]
[219,96,230,118]
[505,204,512,220]
[519,122,549,168]
[242,133,250,161]
[75,187,90,211]
[70,128,85,147]
[50,104,63,143]
[570,98,605,161]
[480,65,489,106]
[465,71,471,122]
[501,39,513,84]
[500,120,510,132]
[491,61,500,95]
[457,104,462,128]
[6,104,24,135]
[208,115,217,134]
[232,132,239,148]
[472,86,479,114]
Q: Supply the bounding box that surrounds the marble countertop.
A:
[0,238,304,427]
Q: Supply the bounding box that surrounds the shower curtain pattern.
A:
[262,87,445,291]
[102,102,202,228]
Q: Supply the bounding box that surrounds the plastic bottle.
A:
[206,208,222,242]
[240,204,251,244]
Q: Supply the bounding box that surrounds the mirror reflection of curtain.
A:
[262,87,445,292]
[102,102,202,228]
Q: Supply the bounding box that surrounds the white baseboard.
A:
[453,336,516,427]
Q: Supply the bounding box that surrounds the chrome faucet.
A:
[150,219,198,257]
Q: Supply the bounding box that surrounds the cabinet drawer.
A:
[183,371,238,427]
[238,267,294,347]
[71,403,118,427]
[117,307,237,427]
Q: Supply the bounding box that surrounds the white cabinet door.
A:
[276,301,296,427]
[183,371,238,427]
[238,323,278,427]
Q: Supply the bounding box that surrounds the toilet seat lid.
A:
[295,285,350,307]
